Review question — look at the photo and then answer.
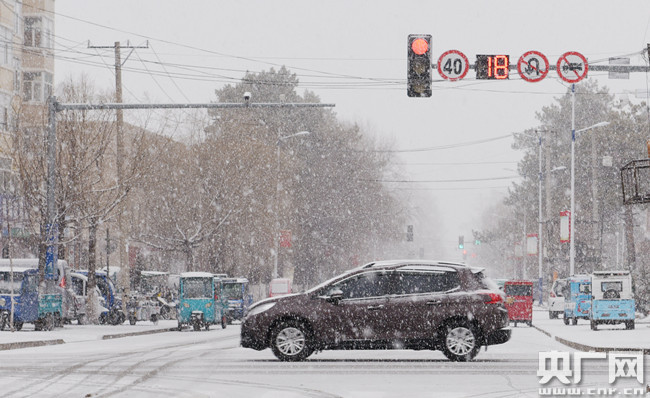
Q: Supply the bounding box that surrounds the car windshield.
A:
[505,284,532,296]
[0,271,23,294]
[553,280,567,296]
[183,278,213,299]
[222,283,244,300]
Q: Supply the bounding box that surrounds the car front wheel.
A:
[270,320,313,361]
[441,321,480,362]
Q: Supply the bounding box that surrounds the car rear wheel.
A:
[441,321,480,362]
[270,320,313,361]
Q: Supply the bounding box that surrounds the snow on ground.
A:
[532,306,650,351]
[0,319,177,345]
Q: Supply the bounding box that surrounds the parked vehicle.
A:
[74,270,125,325]
[128,270,174,323]
[548,278,567,319]
[269,278,292,297]
[0,266,62,331]
[241,260,511,362]
[222,277,253,323]
[504,280,533,326]
[590,270,635,330]
[177,272,226,331]
[212,277,229,328]
[69,272,108,324]
[563,275,592,325]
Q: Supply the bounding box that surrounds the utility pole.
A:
[88,41,148,311]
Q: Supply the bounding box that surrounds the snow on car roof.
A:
[180,272,214,278]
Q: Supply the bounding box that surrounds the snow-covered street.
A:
[0,308,647,397]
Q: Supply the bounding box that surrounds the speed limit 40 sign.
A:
[437,50,469,81]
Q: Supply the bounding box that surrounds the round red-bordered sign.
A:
[517,51,549,83]
[437,50,469,81]
[557,51,588,83]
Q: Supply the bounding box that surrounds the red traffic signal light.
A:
[411,38,429,55]
[407,34,432,97]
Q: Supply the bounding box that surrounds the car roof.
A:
[359,259,468,270]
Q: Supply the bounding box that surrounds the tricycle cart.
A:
[563,275,592,325]
[590,270,635,330]
[177,272,224,331]
[0,267,62,331]
[504,280,533,327]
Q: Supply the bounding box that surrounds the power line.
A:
[368,175,520,183]
[373,134,513,153]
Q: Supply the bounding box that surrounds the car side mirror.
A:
[326,289,344,305]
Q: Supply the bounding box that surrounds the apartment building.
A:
[0,0,54,252]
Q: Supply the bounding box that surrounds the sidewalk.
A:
[530,305,650,354]
[0,319,178,351]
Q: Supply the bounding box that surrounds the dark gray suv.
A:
[241,260,511,361]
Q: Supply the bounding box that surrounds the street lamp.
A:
[273,131,311,279]
[569,120,609,276]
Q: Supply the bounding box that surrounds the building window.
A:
[22,71,52,102]
[0,94,9,130]
[14,1,22,35]
[13,58,20,93]
[0,26,11,66]
[24,16,52,49]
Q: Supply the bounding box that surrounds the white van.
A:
[548,278,567,319]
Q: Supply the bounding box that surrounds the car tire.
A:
[221,315,227,329]
[625,320,635,330]
[563,315,569,325]
[571,317,577,326]
[14,321,22,331]
[270,320,313,362]
[590,320,597,330]
[441,320,480,362]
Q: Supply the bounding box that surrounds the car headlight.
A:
[246,302,276,317]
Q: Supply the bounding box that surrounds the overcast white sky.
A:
[53,1,650,259]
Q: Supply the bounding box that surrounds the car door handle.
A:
[426,300,443,305]
[367,305,385,311]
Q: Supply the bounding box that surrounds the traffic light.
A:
[407,34,432,97]
[406,225,413,242]
[458,235,464,249]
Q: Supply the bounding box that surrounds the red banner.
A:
[279,230,292,248]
